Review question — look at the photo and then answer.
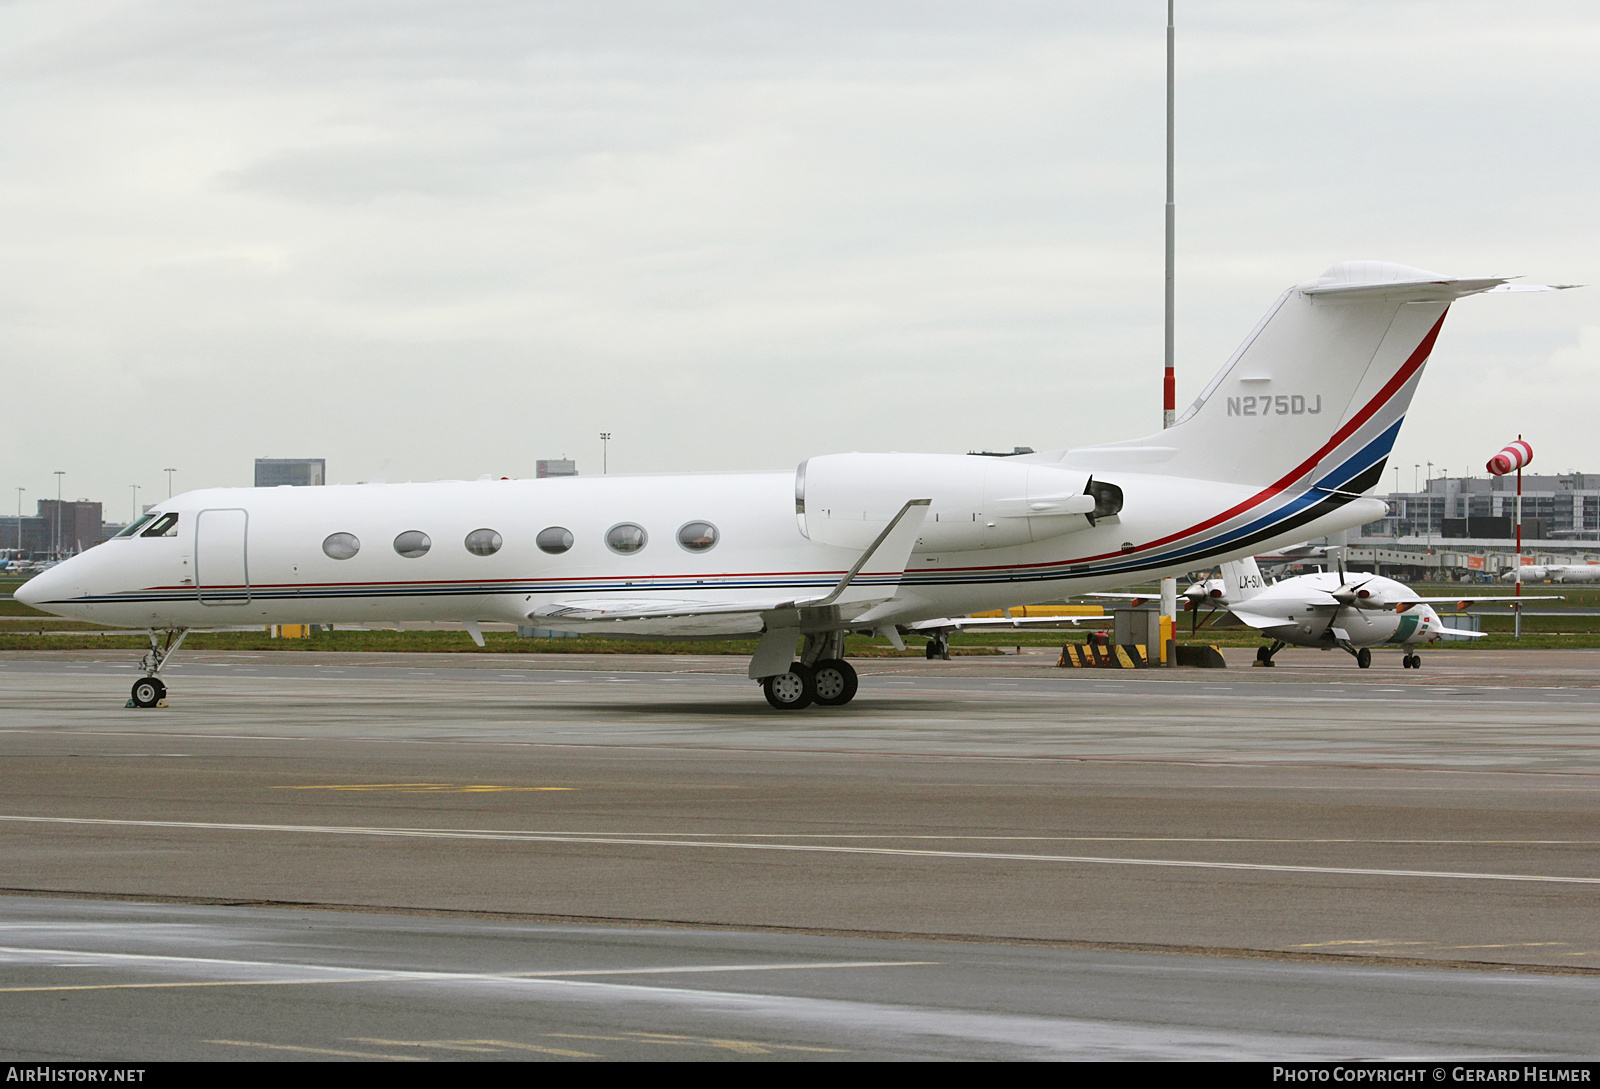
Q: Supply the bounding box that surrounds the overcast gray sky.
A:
[3,1,1597,518]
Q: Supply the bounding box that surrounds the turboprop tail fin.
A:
[1218,556,1267,604]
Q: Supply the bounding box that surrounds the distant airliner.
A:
[16,262,1568,708]
[1503,564,1600,584]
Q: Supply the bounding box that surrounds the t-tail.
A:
[1053,261,1566,567]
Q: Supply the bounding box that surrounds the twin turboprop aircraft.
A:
[16,261,1564,708]
[1189,556,1560,669]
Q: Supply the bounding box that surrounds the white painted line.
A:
[0,944,931,989]
[3,815,1595,886]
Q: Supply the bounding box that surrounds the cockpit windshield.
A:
[112,511,180,539]
[114,512,160,538]
[141,512,180,538]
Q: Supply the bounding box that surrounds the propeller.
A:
[1317,554,1378,640]
[1183,573,1225,633]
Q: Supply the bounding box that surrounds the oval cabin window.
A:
[464,528,502,556]
[393,530,431,558]
[322,533,360,560]
[677,521,719,552]
[605,523,647,554]
[536,527,573,554]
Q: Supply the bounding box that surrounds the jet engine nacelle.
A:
[795,453,1122,553]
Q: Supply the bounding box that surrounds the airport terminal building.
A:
[1348,473,1600,579]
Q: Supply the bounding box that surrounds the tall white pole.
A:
[1158,0,1178,663]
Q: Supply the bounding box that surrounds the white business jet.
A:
[16,262,1566,708]
[1503,564,1600,584]
[1193,556,1560,669]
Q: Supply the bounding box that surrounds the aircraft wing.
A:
[1398,595,1563,611]
[528,498,932,634]
[532,597,789,622]
[906,614,1111,634]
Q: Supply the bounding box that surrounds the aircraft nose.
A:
[13,570,50,608]
[14,559,79,613]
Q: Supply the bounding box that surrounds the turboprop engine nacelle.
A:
[795,453,1122,553]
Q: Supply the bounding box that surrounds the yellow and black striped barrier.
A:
[1058,643,1227,669]
[1058,643,1150,668]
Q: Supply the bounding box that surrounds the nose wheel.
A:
[129,676,167,708]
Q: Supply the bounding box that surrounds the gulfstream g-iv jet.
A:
[16,262,1569,709]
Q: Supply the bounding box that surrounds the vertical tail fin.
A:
[1066,262,1514,493]
[1220,556,1266,603]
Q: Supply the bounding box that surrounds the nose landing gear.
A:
[127,628,188,709]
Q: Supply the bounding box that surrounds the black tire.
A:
[811,658,858,707]
[131,677,164,708]
[1356,648,1372,669]
[1409,654,1422,669]
[1255,646,1271,663]
[762,663,815,710]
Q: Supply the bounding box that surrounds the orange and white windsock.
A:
[1486,440,1533,476]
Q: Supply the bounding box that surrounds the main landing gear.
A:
[1253,641,1286,667]
[924,633,951,660]
[1260,640,1422,670]
[758,632,860,710]
[128,628,188,708]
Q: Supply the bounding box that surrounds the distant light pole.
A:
[599,432,611,475]
[13,487,22,556]
[130,484,141,523]
[1413,463,1420,493]
[165,468,176,499]
[52,471,64,559]
[1392,465,1401,538]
